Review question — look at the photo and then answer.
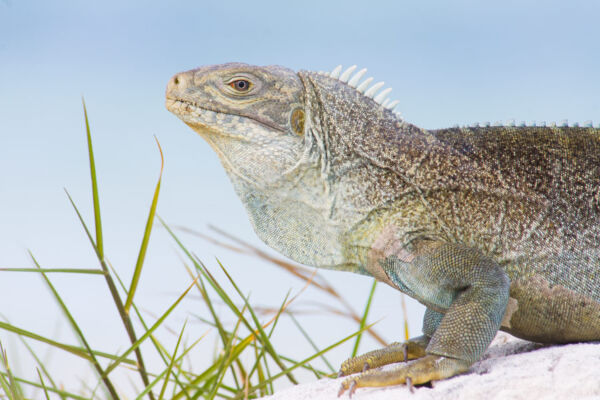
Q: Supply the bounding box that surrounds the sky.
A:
[1,0,599,396]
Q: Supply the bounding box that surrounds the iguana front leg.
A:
[338,242,510,396]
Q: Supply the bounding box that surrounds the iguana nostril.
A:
[167,73,186,95]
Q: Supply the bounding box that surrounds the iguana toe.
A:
[338,355,470,396]
[338,336,429,376]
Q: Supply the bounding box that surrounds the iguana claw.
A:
[406,376,414,393]
[337,379,357,397]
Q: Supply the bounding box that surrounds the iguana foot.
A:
[338,335,429,377]
[337,355,470,397]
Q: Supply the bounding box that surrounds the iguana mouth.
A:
[166,98,285,133]
[165,98,194,116]
[165,98,217,122]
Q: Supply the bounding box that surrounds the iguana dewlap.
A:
[165,63,600,396]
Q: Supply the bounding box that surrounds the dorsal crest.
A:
[453,119,598,129]
[317,66,600,130]
[316,65,403,119]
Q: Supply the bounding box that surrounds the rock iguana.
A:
[165,63,600,396]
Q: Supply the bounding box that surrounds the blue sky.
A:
[1,0,599,394]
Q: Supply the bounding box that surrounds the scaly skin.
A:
[165,63,600,395]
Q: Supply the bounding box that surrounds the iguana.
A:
[165,63,600,396]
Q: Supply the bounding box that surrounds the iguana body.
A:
[166,63,600,395]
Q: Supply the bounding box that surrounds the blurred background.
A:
[1,0,599,396]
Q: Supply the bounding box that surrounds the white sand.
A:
[261,333,600,400]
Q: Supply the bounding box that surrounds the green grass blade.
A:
[64,189,102,260]
[30,252,120,400]
[351,279,377,358]
[103,277,197,377]
[125,137,164,314]
[9,320,62,397]
[158,319,185,400]
[401,294,410,341]
[168,351,189,400]
[36,369,51,400]
[245,291,289,383]
[0,267,104,274]
[253,341,267,397]
[0,372,90,400]
[0,372,12,400]
[0,343,24,400]
[82,98,103,259]
[0,321,135,365]
[184,264,228,346]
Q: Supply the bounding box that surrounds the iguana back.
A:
[429,126,600,299]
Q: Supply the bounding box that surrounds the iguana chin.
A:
[166,62,600,396]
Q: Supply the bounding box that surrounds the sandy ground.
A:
[261,332,600,400]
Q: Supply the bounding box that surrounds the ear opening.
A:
[290,107,305,135]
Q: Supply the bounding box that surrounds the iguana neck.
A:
[227,163,363,271]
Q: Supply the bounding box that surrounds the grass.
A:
[0,102,408,399]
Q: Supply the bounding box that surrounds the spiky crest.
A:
[317,65,403,119]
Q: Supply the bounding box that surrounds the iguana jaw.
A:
[166,97,272,140]
[165,97,287,138]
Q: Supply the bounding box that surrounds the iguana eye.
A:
[229,79,252,93]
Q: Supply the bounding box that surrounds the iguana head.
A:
[166,63,406,268]
[165,63,307,187]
